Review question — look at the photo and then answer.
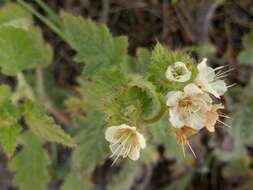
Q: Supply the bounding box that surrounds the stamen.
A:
[216,68,234,77]
[110,143,122,158]
[218,114,230,119]
[217,119,232,128]
[186,140,197,158]
[110,134,131,159]
[215,74,229,80]
[111,148,124,166]
[181,143,186,158]
[227,83,236,88]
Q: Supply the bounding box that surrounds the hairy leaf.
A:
[0,85,22,157]
[9,132,50,190]
[0,3,33,30]
[0,26,52,76]
[148,43,197,93]
[136,47,151,74]
[60,172,92,190]
[72,112,108,173]
[24,101,76,147]
[0,124,21,158]
[61,12,128,75]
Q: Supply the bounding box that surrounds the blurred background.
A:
[1,0,253,190]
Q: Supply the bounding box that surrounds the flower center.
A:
[172,66,185,78]
[179,97,192,108]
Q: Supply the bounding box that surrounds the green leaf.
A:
[61,12,128,75]
[236,95,253,144]
[148,43,197,94]
[0,84,11,106]
[24,101,76,147]
[0,85,22,157]
[128,75,165,124]
[0,124,21,158]
[238,49,253,64]
[0,3,33,30]
[242,31,253,49]
[72,112,108,173]
[136,47,151,74]
[108,162,137,190]
[0,26,53,76]
[9,132,50,190]
[148,118,185,161]
[60,172,92,190]
[215,91,253,161]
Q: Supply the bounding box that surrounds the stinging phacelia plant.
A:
[99,43,231,164]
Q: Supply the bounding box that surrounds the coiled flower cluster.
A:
[102,44,231,164]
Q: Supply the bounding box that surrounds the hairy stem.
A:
[17,0,67,42]
[36,67,73,127]
[34,0,62,26]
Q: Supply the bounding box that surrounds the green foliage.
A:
[148,43,197,93]
[108,162,137,190]
[215,90,253,161]
[61,172,92,190]
[9,132,50,190]
[61,12,128,75]
[72,112,108,173]
[0,124,21,158]
[0,3,33,30]
[0,85,22,157]
[0,26,52,75]
[24,101,76,147]
[235,95,253,145]
[148,118,185,161]
[238,29,253,64]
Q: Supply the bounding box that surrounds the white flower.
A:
[166,83,212,130]
[195,58,228,98]
[165,62,191,82]
[105,124,146,165]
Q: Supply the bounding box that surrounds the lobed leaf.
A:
[0,84,22,157]
[0,26,53,76]
[0,124,21,158]
[60,172,92,190]
[61,12,128,75]
[72,112,108,173]
[9,132,50,190]
[24,101,76,147]
[0,3,33,30]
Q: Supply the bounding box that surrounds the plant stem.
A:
[17,0,68,42]
[17,72,35,101]
[36,67,74,127]
[34,0,62,26]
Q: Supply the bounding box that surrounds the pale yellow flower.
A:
[105,124,146,165]
[165,61,191,82]
[166,83,212,130]
[195,58,228,98]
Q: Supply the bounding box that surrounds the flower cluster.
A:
[166,58,229,156]
[104,56,230,164]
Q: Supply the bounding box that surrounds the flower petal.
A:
[136,132,146,149]
[128,146,140,160]
[105,126,119,143]
[169,109,184,128]
[166,62,191,82]
[211,80,227,98]
[197,58,215,81]
[166,91,182,107]
[184,83,203,96]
